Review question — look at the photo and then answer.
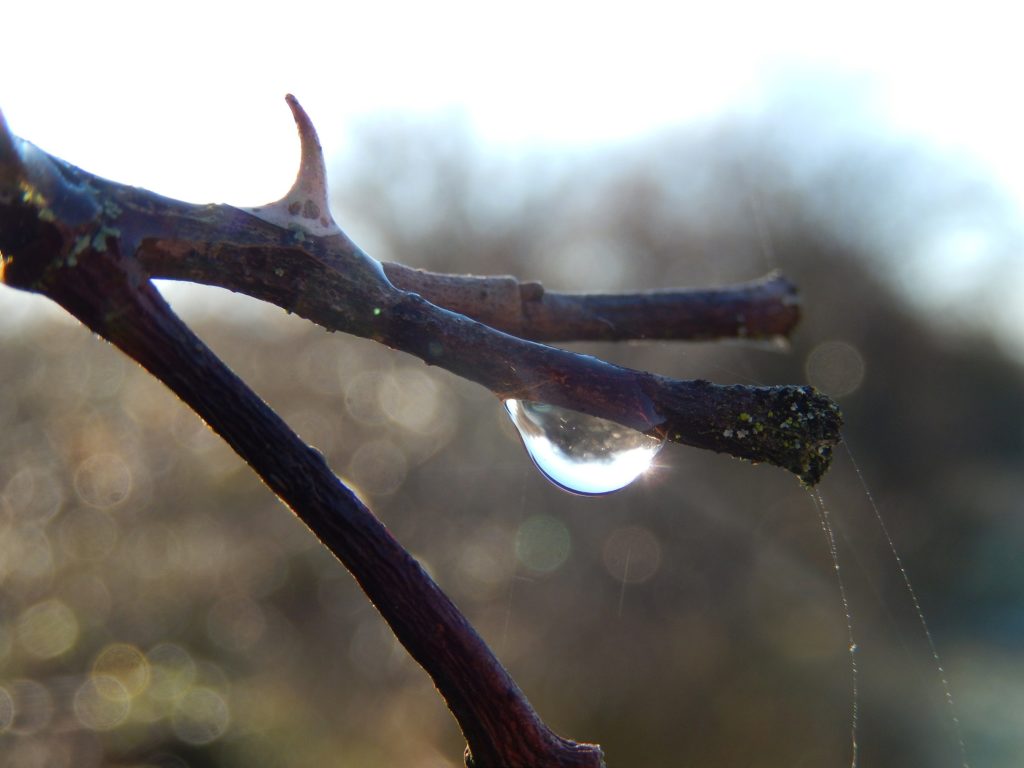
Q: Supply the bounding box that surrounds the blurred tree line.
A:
[0,98,1021,767]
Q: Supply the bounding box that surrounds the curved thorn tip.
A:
[284,95,329,196]
[246,95,342,238]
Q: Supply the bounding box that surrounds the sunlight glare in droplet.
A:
[504,400,664,495]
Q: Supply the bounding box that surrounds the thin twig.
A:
[379,263,799,342]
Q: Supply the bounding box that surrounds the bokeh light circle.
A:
[73,452,133,509]
[93,643,151,698]
[171,688,230,745]
[7,679,53,734]
[146,643,197,703]
[74,677,131,730]
[602,526,662,584]
[346,440,408,497]
[515,516,571,574]
[0,686,13,732]
[805,340,866,398]
[16,599,79,659]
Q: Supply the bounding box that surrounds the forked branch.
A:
[0,102,602,768]
[0,99,840,484]
[0,98,842,766]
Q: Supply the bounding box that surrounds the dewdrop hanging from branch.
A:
[505,399,666,495]
[0,94,844,767]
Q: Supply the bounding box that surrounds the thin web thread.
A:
[750,192,963,765]
[809,487,860,768]
[842,442,971,768]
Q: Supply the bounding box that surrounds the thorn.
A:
[247,95,343,238]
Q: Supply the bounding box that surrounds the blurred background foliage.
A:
[1,92,1022,768]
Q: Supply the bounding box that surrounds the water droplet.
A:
[504,400,664,495]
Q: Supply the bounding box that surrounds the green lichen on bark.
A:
[659,379,842,486]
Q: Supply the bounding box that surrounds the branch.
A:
[380,263,800,342]
[141,243,799,343]
[0,101,840,484]
[126,97,799,344]
[0,96,842,766]
[0,105,602,768]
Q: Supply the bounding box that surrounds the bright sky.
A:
[2,1,1023,347]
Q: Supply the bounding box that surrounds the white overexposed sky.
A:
[2,0,1023,349]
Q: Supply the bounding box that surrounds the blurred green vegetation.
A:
[1,102,1022,767]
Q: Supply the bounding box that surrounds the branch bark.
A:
[380,264,799,343]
